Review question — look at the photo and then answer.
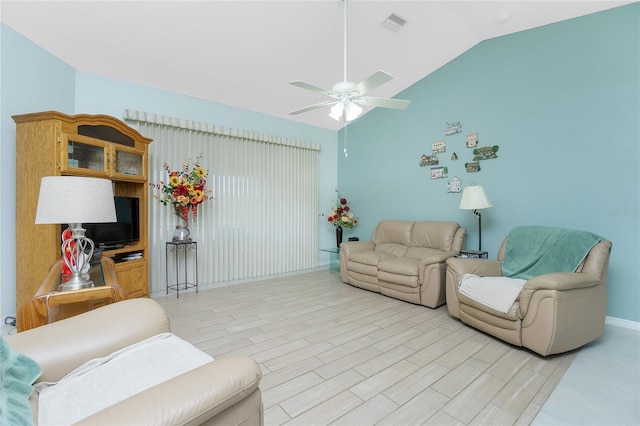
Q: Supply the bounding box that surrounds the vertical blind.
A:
[123,110,319,293]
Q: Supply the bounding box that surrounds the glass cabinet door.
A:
[111,145,146,181]
[60,134,108,177]
[60,134,146,181]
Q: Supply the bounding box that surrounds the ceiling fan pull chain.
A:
[343,121,348,158]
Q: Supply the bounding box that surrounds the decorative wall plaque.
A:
[465,162,480,173]
[419,154,439,167]
[445,122,462,136]
[473,146,499,160]
[432,141,446,154]
[447,176,462,193]
[466,132,479,148]
[430,166,448,179]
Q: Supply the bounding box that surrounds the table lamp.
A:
[459,183,493,251]
[35,176,116,291]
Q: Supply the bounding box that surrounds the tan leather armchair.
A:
[340,220,465,308]
[6,298,263,425]
[445,227,611,356]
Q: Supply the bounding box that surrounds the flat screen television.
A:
[63,196,140,250]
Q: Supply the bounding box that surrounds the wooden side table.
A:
[17,257,127,332]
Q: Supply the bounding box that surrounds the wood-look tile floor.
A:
[154,269,577,426]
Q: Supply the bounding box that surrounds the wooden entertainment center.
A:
[13,111,152,329]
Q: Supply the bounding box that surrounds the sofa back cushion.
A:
[410,221,461,252]
[372,220,413,257]
[405,246,446,260]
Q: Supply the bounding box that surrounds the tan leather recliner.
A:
[340,220,465,308]
[5,298,263,425]
[445,227,611,356]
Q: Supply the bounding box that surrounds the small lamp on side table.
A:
[35,176,116,291]
[459,183,493,252]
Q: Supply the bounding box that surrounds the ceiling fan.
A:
[289,0,410,122]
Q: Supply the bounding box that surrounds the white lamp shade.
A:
[35,176,117,224]
[459,185,493,210]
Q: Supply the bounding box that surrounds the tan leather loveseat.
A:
[5,298,263,425]
[445,226,611,356]
[340,220,465,307]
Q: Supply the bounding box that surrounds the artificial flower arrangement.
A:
[150,154,213,221]
[327,193,358,229]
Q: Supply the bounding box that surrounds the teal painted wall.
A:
[337,4,639,322]
[2,5,638,323]
[0,25,338,321]
[0,24,76,321]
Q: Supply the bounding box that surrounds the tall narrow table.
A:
[166,240,198,297]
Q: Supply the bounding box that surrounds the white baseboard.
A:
[606,315,640,331]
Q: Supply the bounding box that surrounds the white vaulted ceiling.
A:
[1,1,633,131]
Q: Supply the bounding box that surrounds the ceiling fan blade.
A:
[289,100,337,115]
[353,71,394,96]
[289,80,336,97]
[355,97,410,110]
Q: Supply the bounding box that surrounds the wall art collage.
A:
[418,121,500,193]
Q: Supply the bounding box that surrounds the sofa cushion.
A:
[404,246,446,261]
[410,221,460,252]
[36,333,213,425]
[379,271,420,288]
[371,220,413,246]
[375,243,409,257]
[349,250,397,266]
[379,257,420,276]
[347,260,379,277]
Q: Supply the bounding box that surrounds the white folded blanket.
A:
[459,273,526,314]
[36,333,213,425]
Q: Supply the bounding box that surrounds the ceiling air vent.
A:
[383,13,407,32]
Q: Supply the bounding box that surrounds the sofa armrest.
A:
[340,241,374,256]
[445,258,503,279]
[75,356,262,426]
[6,299,170,383]
[419,250,459,266]
[518,272,602,317]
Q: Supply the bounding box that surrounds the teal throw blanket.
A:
[502,226,603,280]
[1,337,42,426]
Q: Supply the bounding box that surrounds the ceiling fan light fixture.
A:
[329,100,362,122]
[289,0,408,123]
[329,103,343,121]
[346,102,363,121]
